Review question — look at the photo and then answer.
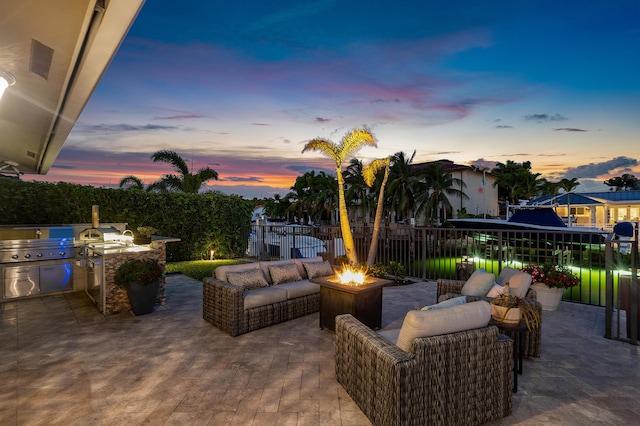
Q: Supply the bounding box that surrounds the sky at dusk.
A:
[31,0,640,199]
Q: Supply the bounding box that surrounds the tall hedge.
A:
[0,179,252,261]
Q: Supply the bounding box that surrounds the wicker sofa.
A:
[335,312,513,426]
[203,257,326,336]
[437,276,542,358]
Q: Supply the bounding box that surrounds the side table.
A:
[310,276,389,331]
[491,319,528,393]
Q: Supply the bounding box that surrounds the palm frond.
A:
[158,174,183,192]
[302,138,340,163]
[151,150,190,176]
[119,175,144,190]
[196,167,219,182]
[339,128,377,159]
[362,157,391,187]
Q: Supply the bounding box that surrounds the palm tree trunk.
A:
[366,166,389,266]
[337,168,357,264]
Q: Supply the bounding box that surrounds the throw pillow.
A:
[486,283,507,298]
[461,269,495,296]
[508,272,532,299]
[396,301,491,352]
[496,266,521,286]
[421,295,467,310]
[226,269,269,291]
[303,261,334,279]
[269,263,303,285]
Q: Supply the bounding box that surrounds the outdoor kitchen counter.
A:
[95,237,179,315]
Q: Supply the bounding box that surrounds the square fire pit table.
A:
[311,275,390,331]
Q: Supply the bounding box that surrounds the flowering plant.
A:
[114,259,163,286]
[521,264,580,289]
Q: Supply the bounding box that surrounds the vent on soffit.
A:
[26,150,36,159]
[30,39,54,80]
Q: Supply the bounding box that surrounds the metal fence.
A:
[243,222,638,340]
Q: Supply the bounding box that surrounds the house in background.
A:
[534,190,640,230]
[412,160,499,222]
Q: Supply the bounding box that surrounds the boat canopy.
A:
[508,208,567,227]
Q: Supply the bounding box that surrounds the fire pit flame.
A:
[336,267,366,286]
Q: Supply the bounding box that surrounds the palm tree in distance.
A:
[302,128,377,265]
[414,162,467,225]
[386,150,418,223]
[119,175,145,190]
[344,159,372,223]
[558,177,580,226]
[150,150,218,194]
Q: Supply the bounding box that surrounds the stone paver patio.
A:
[1,274,638,425]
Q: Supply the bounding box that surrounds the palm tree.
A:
[492,160,541,204]
[414,162,468,225]
[302,128,377,265]
[150,150,218,194]
[363,157,391,266]
[119,175,144,190]
[344,159,372,223]
[386,151,417,223]
[558,177,579,226]
[286,171,316,223]
[310,171,339,224]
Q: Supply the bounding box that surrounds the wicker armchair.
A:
[335,314,513,426]
[437,278,542,358]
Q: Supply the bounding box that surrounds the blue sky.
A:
[34,0,640,198]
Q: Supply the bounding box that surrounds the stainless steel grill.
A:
[0,226,76,263]
[0,226,76,300]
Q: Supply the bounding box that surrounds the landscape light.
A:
[0,67,16,100]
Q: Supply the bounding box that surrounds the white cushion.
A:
[396,301,492,352]
[421,295,467,310]
[243,287,287,309]
[276,280,320,299]
[461,269,496,296]
[496,267,521,286]
[508,272,532,299]
[215,262,260,282]
[486,283,507,298]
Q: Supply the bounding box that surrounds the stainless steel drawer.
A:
[3,265,39,299]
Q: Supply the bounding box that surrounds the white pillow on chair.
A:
[461,269,496,296]
[396,301,491,352]
[508,272,532,298]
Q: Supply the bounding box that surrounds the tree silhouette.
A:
[150,150,218,194]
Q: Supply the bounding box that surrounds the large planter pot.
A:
[531,283,565,311]
[125,280,160,315]
[491,304,522,325]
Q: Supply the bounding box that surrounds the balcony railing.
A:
[243,222,638,343]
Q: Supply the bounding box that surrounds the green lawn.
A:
[166,259,247,281]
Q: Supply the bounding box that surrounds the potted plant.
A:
[521,264,581,311]
[490,293,540,331]
[134,226,157,245]
[114,259,163,315]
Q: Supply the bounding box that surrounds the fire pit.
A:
[311,270,390,331]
